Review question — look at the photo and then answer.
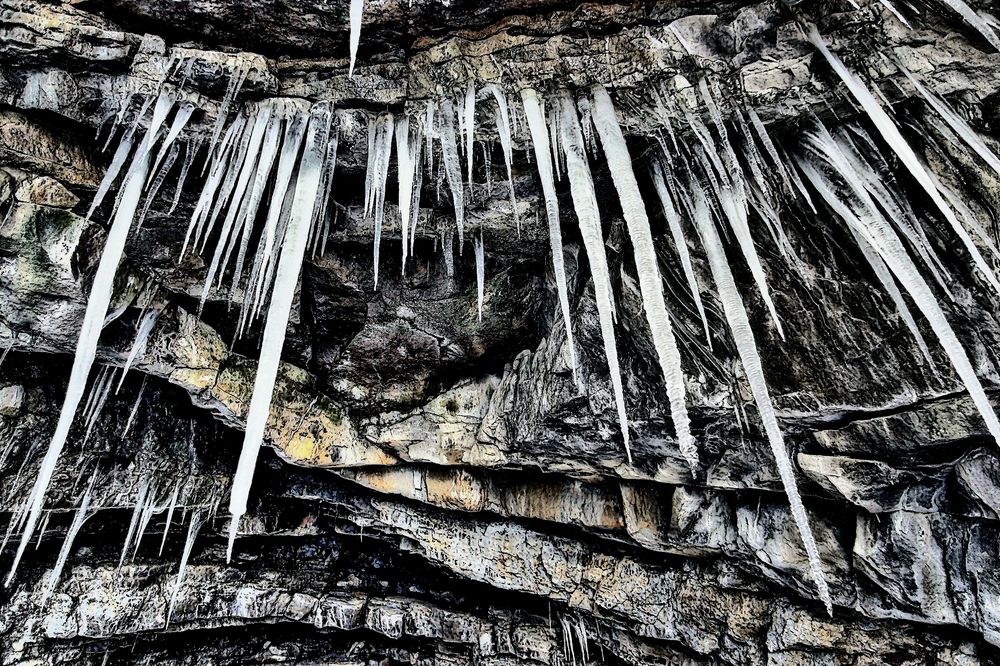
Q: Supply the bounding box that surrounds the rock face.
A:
[3,0,1000,664]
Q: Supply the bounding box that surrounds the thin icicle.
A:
[159,479,181,556]
[396,116,415,271]
[438,99,466,248]
[688,180,832,614]
[119,476,150,567]
[227,103,334,561]
[5,129,152,586]
[651,160,712,350]
[136,143,179,232]
[558,93,631,460]
[484,85,519,234]
[474,234,485,321]
[41,473,96,606]
[348,0,365,77]
[521,88,580,387]
[591,85,696,470]
[122,375,146,437]
[148,101,195,185]
[806,24,1000,296]
[850,226,936,368]
[86,136,135,222]
[464,81,476,182]
[166,508,205,625]
[367,113,394,289]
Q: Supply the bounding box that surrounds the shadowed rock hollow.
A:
[3,0,1000,663]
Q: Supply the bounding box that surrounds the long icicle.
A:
[521,89,581,387]
[558,93,631,460]
[226,103,334,561]
[484,84,519,234]
[688,180,832,614]
[5,112,156,585]
[590,85,696,471]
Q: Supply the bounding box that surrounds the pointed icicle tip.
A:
[226,513,240,563]
[348,0,365,78]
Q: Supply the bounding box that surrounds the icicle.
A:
[474,233,485,321]
[166,508,205,625]
[228,111,285,304]
[244,111,309,331]
[687,180,832,614]
[4,127,152,585]
[82,367,116,445]
[85,137,135,223]
[396,116,415,271]
[122,375,146,437]
[207,61,249,159]
[651,160,712,349]
[798,137,1000,446]
[558,93,631,460]
[197,106,273,313]
[136,143,179,232]
[484,84,520,235]
[590,85,696,470]
[464,81,476,182]
[348,0,365,77]
[159,479,181,556]
[368,113,394,289]
[147,101,195,186]
[902,66,1000,180]
[438,99,466,248]
[850,226,936,368]
[937,0,1000,50]
[41,473,96,606]
[226,103,334,561]
[119,476,150,567]
[520,88,581,387]
[182,113,248,258]
[806,24,1000,296]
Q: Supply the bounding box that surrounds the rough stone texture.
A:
[3,0,1000,664]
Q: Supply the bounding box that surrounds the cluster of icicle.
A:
[12,17,1000,623]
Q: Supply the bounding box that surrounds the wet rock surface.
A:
[3,0,1000,664]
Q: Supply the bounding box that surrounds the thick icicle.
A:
[348,0,365,77]
[85,137,135,222]
[590,85,696,469]
[5,128,152,585]
[437,99,466,247]
[798,137,1000,445]
[650,160,712,349]
[474,233,485,321]
[558,93,631,460]
[688,181,832,614]
[484,84,519,234]
[806,25,1000,296]
[226,103,333,561]
[520,88,580,386]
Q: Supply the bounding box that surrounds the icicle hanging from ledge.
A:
[590,85,696,471]
[227,102,337,560]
